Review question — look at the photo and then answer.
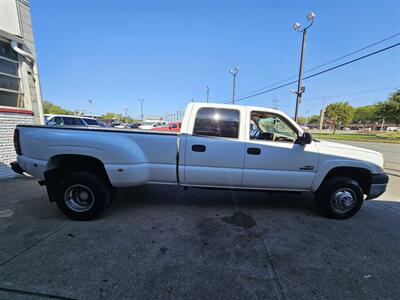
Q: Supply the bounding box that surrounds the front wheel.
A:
[315,176,364,219]
[54,171,111,220]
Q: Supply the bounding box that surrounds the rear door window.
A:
[193,108,240,138]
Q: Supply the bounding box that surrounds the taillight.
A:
[13,128,22,155]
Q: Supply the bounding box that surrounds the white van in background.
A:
[138,120,167,130]
[45,114,100,127]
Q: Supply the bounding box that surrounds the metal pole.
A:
[206,86,209,103]
[89,99,93,118]
[380,103,385,131]
[230,67,238,104]
[232,73,237,104]
[294,29,307,121]
[138,98,144,123]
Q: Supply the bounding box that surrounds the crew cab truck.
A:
[11,103,389,220]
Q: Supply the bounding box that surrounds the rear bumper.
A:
[366,173,389,200]
[10,161,24,175]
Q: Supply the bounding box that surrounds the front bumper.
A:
[366,173,389,200]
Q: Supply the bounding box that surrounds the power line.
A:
[236,32,400,99]
[262,87,397,106]
[230,42,400,103]
[305,87,397,102]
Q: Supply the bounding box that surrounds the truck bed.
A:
[16,125,179,186]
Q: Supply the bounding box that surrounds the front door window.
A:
[250,111,298,143]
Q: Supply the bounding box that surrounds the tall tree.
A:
[308,114,320,125]
[43,101,74,115]
[296,116,307,125]
[324,102,354,134]
[352,105,379,124]
[377,90,400,124]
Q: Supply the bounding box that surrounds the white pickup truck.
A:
[11,103,388,220]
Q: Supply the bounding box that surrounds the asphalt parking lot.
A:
[1,140,399,300]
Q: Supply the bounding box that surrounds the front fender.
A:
[311,159,383,192]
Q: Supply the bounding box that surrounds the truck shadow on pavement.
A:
[110,184,320,218]
[1,178,400,300]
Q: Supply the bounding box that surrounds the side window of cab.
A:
[250,111,298,143]
[193,108,240,138]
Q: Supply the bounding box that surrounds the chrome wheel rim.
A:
[64,184,94,212]
[331,188,356,214]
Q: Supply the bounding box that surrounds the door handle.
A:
[247,147,261,155]
[192,144,206,152]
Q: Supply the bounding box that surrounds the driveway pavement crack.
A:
[0,287,78,300]
[0,222,70,268]
[234,193,287,300]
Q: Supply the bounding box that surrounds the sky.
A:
[31,0,400,119]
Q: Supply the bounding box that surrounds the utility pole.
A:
[319,108,325,131]
[380,102,385,131]
[138,98,144,123]
[88,99,93,118]
[272,97,277,109]
[124,108,128,119]
[230,67,239,104]
[206,86,210,103]
[292,12,316,122]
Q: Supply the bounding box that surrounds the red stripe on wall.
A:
[0,106,34,115]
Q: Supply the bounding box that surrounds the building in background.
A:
[0,0,43,179]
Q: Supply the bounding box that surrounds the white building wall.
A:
[0,0,43,179]
[0,111,34,179]
[0,0,21,36]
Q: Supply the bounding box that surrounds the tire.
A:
[315,176,364,219]
[54,171,111,220]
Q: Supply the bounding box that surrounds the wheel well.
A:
[321,167,371,194]
[45,155,111,186]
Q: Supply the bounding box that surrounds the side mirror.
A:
[296,132,312,145]
[47,121,56,126]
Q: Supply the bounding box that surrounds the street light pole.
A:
[138,98,144,123]
[294,28,307,121]
[88,99,93,118]
[293,12,315,122]
[206,86,209,103]
[230,67,239,104]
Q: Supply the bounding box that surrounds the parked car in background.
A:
[151,121,181,132]
[114,123,130,129]
[129,123,141,129]
[138,120,167,130]
[45,115,100,127]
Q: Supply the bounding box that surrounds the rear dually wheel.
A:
[54,171,111,220]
